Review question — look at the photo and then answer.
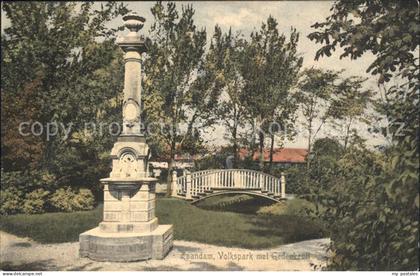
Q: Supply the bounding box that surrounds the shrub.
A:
[257,199,315,217]
[1,169,56,191]
[73,189,95,210]
[0,169,95,214]
[0,170,56,215]
[0,186,23,215]
[282,166,307,194]
[257,202,287,216]
[22,189,50,214]
[49,187,95,212]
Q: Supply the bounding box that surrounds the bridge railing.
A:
[174,169,286,200]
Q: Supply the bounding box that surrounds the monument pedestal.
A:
[79,225,173,262]
[79,181,173,262]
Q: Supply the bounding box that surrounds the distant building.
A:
[239,148,308,168]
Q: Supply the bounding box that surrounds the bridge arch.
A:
[190,190,281,204]
[172,169,286,203]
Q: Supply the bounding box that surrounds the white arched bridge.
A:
[170,169,286,203]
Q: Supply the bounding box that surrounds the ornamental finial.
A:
[122,12,145,33]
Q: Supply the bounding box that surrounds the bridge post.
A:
[171,170,178,197]
[281,172,286,199]
[185,170,192,200]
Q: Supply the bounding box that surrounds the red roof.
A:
[239,148,308,163]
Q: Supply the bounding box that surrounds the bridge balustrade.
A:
[172,169,286,202]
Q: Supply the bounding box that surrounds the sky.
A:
[1,1,386,149]
[120,1,383,148]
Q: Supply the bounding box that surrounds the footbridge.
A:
[171,169,286,203]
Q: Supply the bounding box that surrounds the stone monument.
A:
[79,12,173,262]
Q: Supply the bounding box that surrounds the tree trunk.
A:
[166,130,177,196]
[231,106,240,168]
[166,151,175,197]
[307,122,312,170]
[232,121,238,168]
[343,119,352,152]
[259,130,264,170]
[269,132,275,171]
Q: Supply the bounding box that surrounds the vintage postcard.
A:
[1,1,418,274]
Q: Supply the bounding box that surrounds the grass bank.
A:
[0,197,325,249]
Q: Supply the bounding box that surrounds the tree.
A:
[297,68,340,159]
[308,0,418,149]
[307,0,419,270]
[208,27,250,166]
[143,2,220,195]
[266,89,301,171]
[1,2,128,192]
[332,76,373,150]
[241,16,303,170]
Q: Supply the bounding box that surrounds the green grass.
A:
[0,204,103,244]
[0,198,325,249]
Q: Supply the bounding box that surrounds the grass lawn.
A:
[0,197,325,249]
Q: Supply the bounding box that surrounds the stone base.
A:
[99,218,158,233]
[79,224,173,262]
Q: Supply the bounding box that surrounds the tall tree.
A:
[241,16,303,170]
[332,76,373,151]
[209,27,251,166]
[308,0,419,269]
[1,2,128,190]
[297,68,340,158]
[143,2,220,195]
[266,91,300,170]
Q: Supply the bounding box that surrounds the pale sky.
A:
[1,1,386,149]
[121,1,384,148]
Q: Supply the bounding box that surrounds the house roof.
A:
[239,148,308,163]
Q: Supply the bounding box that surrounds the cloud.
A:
[208,7,261,28]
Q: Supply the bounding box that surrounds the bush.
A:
[282,166,307,194]
[49,187,95,212]
[0,170,95,214]
[257,199,315,217]
[73,189,95,210]
[1,170,56,215]
[1,169,56,191]
[0,186,23,215]
[22,189,50,214]
[257,202,287,216]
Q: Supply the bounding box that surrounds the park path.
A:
[0,231,329,271]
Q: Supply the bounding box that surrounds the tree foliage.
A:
[1,2,128,197]
[307,0,419,270]
[297,68,340,156]
[207,27,250,166]
[143,2,222,194]
[241,17,303,169]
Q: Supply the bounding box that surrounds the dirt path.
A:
[0,231,330,271]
